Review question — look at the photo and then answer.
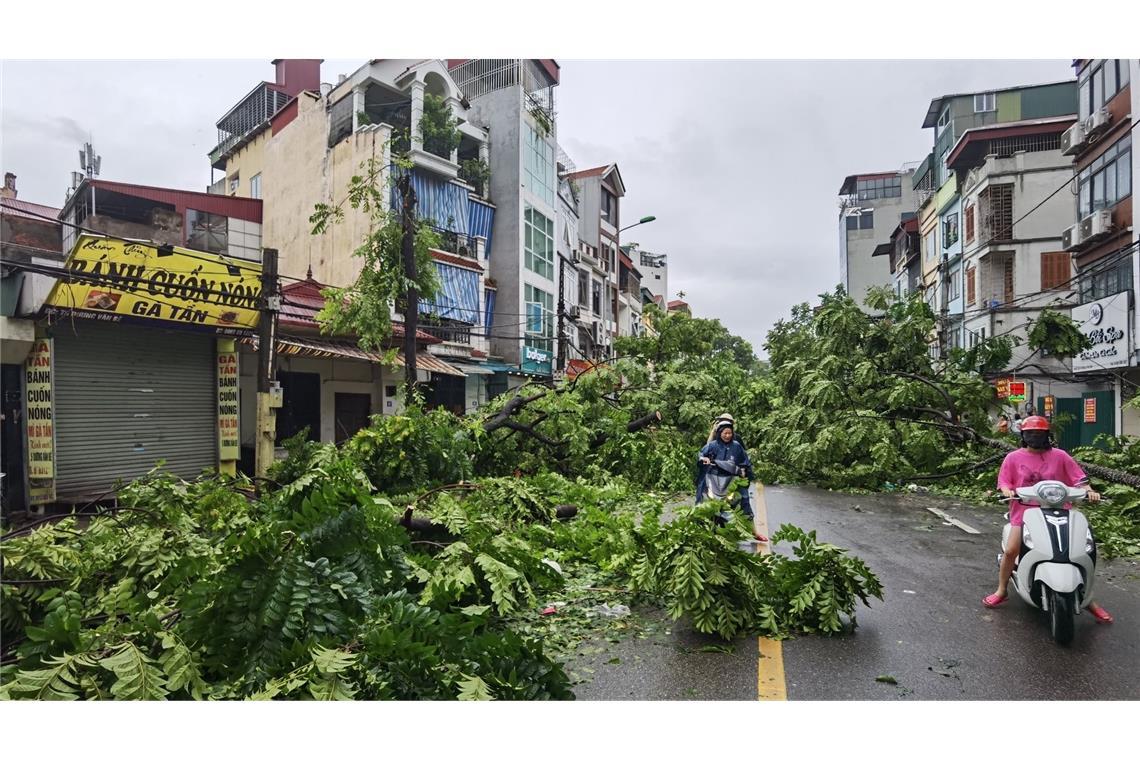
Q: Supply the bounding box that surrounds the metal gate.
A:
[53,322,216,500]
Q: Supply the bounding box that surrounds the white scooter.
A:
[1000,480,1099,646]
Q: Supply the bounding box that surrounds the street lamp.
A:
[619,215,656,233]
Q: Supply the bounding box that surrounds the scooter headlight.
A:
[1021,525,1034,550]
[1038,484,1067,505]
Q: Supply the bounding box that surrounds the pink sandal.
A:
[982,593,1008,608]
[1089,606,1114,624]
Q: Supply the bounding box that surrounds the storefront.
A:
[27,233,260,505]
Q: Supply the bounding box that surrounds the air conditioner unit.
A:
[1062,222,1083,251]
[567,305,581,320]
[1060,121,1087,156]
[1084,108,1111,136]
[572,250,582,264]
[1079,209,1113,242]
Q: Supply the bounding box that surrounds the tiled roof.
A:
[279,277,441,343]
[0,197,61,222]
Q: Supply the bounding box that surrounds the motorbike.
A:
[999,480,1099,646]
[701,458,751,538]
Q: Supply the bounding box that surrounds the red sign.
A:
[1008,381,1026,401]
[566,359,598,380]
[1084,397,1097,423]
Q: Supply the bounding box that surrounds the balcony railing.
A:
[210,83,293,168]
[420,321,472,344]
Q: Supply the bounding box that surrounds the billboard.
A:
[45,234,262,333]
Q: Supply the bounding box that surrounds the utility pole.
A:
[255,247,280,486]
[556,253,568,373]
[399,173,419,406]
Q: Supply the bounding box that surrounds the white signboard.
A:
[1071,293,1131,373]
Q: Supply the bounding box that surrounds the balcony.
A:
[210,83,293,169]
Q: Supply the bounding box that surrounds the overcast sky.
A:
[1,58,1073,354]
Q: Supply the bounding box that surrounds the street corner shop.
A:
[20,233,261,508]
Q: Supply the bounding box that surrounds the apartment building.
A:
[837,167,919,310]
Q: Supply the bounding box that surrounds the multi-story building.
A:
[562,162,626,360]
[209,59,496,420]
[945,113,1091,411]
[448,59,562,382]
[837,166,919,310]
[921,79,1078,352]
[555,153,582,366]
[617,248,643,338]
[626,242,668,307]
[1060,59,1137,438]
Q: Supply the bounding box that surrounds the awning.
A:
[478,360,517,373]
[451,362,495,375]
[242,335,467,377]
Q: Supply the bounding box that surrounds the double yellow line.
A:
[753,483,788,701]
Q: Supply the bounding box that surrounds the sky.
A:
[1,58,1074,355]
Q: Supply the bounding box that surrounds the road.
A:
[572,484,1140,700]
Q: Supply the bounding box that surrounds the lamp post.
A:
[619,215,656,234]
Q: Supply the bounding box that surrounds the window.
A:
[966,267,976,305]
[249,173,261,200]
[601,189,619,229]
[228,173,239,194]
[942,212,959,249]
[524,284,554,351]
[965,204,976,243]
[186,210,228,254]
[591,279,602,315]
[524,125,555,206]
[1080,254,1134,303]
[578,271,589,307]
[937,108,950,134]
[980,184,1014,241]
[1040,252,1072,290]
[1080,60,1130,118]
[1077,134,1131,217]
[846,214,858,231]
[859,210,874,230]
[974,92,996,113]
[524,206,554,280]
[855,176,901,201]
[925,230,937,261]
[948,267,961,300]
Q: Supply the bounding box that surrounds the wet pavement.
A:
[572,485,1140,700]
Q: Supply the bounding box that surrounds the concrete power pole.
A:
[399,174,419,406]
[556,253,567,373]
[255,247,280,485]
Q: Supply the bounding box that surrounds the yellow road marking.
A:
[754,483,788,701]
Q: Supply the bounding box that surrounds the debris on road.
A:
[875,675,898,685]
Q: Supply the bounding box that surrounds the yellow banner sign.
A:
[25,338,54,480]
[46,235,262,332]
[217,348,240,461]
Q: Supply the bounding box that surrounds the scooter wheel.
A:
[1048,589,1075,646]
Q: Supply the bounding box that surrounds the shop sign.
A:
[522,345,551,374]
[45,234,262,334]
[1043,395,1055,416]
[217,349,240,461]
[1084,397,1097,423]
[1071,293,1131,373]
[995,377,1010,399]
[24,338,54,480]
[1008,381,1026,403]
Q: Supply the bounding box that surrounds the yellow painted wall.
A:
[935,172,958,212]
[223,131,270,198]
[261,93,392,287]
[996,91,1021,123]
[919,196,940,285]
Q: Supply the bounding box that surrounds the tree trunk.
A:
[977,435,1140,488]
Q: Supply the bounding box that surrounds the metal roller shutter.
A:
[53,322,216,500]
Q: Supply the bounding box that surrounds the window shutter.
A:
[1041,252,1071,290]
[966,268,976,304]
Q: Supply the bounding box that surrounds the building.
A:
[5,178,266,507]
[561,162,626,360]
[1059,59,1137,438]
[448,59,562,381]
[209,59,496,421]
[946,112,1094,418]
[921,79,1078,352]
[554,152,583,367]
[837,166,919,310]
[1,173,63,515]
[617,247,643,338]
[627,243,668,307]
[667,299,691,316]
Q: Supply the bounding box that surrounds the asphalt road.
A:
[573,485,1140,700]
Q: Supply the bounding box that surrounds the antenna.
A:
[79,141,102,179]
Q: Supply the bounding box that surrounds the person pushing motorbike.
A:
[983,415,1113,624]
[698,419,767,543]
